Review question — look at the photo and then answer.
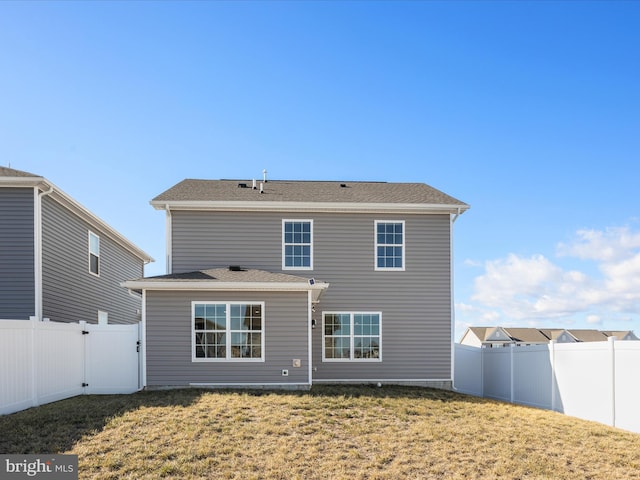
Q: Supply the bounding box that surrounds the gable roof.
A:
[151,179,469,214]
[462,327,513,344]
[0,166,153,263]
[539,329,573,341]
[603,330,639,340]
[462,326,638,345]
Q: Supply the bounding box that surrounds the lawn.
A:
[1,385,639,479]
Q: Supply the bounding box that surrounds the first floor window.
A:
[193,302,264,361]
[89,231,100,276]
[323,312,381,361]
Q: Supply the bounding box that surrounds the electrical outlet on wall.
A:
[292,359,301,368]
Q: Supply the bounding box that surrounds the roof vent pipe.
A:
[252,179,257,190]
[263,169,267,183]
[260,182,264,194]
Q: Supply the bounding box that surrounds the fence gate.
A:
[84,323,140,394]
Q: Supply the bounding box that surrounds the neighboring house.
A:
[539,329,577,343]
[603,330,639,341]
[0,167,153,324]
[460,326,639,347]
[123,176,469,390]
[458,327,513,348]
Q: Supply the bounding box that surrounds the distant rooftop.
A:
[152,178,468,208]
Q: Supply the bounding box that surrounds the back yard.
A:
[1,385,639,479]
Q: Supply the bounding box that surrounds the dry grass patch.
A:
[1,385,640,479]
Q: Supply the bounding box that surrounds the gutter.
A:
[150,200,470,216]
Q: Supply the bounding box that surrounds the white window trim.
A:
[374,220,406,271]
[88,231,100,277]
[322,311,382,362]
[191,301,265,363]
[282,219,314,271]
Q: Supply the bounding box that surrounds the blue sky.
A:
[1,1,639,339]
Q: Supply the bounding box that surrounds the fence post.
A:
[550,340,557,412]
[480,345,485,397]
[609,336,616,428]
[80,321,88,393]
[28,316,40,409]
[510,344,515,403]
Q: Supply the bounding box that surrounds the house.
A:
[0,167,153,324]
[538,329,578,343]
[603,330,639,341]
[123,176,469,390]
[459,327,552,347]
[460,326,639,347]
[458,327,513,348]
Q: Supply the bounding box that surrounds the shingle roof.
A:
[503,328,551,343]
[465,327,628,344]
[138,267,315,284]
[468,327,489,341]
[0,166,39,177]
[152,179,468,207]
[567,329,609,342]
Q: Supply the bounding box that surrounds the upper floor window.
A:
[375,221,405,270]
[282,220,313,270]
[323,312,381,361]
[193,302,264,362]
[89,231,100,276]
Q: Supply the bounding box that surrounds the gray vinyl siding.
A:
[41,196,144,324]
[0,188,35,319]
[171,210,452,381]
[145,290,310,386]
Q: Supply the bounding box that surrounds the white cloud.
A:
[465,225,640,326]
[586,314,601,325]
[557,226,640,262]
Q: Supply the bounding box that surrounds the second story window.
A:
[283,220,313,270]
[89,231,100,276]
[375,220,405,271]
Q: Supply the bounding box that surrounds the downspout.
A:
[308,290,313,388]
[141,289,147,389]
[449,207,461,386]
[451,206,462,224]
[165,205,172,274]
[34,183,54,320]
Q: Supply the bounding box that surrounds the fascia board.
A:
[121,280,330,292]
[47,183,154,263]
[0,177,47,187]
[150,200,469,215]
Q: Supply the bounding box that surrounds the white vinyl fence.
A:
[454,339,640,434]
[1,317,141,415]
